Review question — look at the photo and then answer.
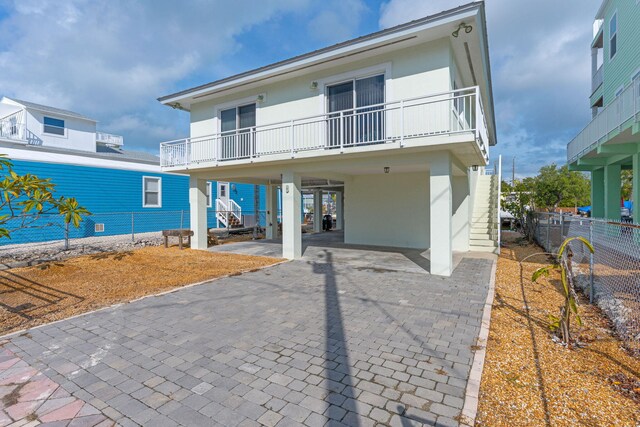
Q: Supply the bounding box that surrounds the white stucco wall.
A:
[25,110,97,152]
[451,175,470,251]
[190,38,453,138]
[344,172,430,249]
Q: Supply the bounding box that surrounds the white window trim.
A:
[213,94,264,134]
[608,10,618,61]
[206,182,212,208]
[316,62,393,114]
[42,115,67,138]
[142,176,162,208]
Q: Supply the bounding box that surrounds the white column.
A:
[266,184,279,239]
[313,190,323,233]
[282,171,302,259]
[430,152,453,276]
[189,175,208,250]
[335,191,343,230]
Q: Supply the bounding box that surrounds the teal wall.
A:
[600,0,640,106]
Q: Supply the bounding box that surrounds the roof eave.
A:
[158,2,484,106]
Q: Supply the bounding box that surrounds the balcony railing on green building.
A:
[568,79,640,163]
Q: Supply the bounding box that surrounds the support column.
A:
[335,191,343,230]
[633,152,640,224]
[265,184,278,239]
[591,168,605,218]
[430,152,453,276]
[282,171,302,259]
[604,164,621,220]
[189,175,208,250]
[313,190,323,233]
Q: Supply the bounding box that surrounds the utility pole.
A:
[512,156,516,186]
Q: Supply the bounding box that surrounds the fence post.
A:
[589,220,595,303]
[64,222,69,251]
[546,213,551,252]
[131,212,135,242]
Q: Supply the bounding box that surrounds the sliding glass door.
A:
[220,103,256,160]
[327,74,384,147]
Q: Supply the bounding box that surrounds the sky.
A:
[0,0,602,177]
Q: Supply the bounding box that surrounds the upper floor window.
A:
[609,12,617,60]
[43,116,65,136]
[142,176,162,208]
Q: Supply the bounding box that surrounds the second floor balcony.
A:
[161,87,491,170]
[568,78,640,163]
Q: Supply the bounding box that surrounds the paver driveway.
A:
[1,241,493,427]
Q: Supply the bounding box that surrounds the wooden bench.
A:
[162,229,194,249]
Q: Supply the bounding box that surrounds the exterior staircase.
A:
[216,198,243,228]
[470,174,499,253]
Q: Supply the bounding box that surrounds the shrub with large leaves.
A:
[0,155,90,238]
[531,236,595,347]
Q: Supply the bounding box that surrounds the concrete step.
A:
[469,245,500,253]
[469,239,497,247]
[471,232,492,239]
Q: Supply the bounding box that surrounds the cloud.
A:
[379,0,602,176]
[307,0,368,44]
[0,0,310,148]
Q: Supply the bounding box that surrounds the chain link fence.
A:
[533,212,640,355]
[0,210,272,265]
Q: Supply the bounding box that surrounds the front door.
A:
[217,181,229,206]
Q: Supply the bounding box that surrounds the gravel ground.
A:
[476,231,640,426]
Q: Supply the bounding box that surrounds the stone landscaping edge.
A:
[460,256,497,427]
[0,258,290,341]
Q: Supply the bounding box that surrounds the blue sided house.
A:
[0,96,265,245]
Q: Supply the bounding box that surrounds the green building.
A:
[567,0,640,221]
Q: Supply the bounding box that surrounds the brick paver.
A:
[2,236,493,426]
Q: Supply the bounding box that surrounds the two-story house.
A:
[158,2,498,276]
[0,97,263,245]
[567,0,640,221]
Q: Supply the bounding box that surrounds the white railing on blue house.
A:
[568,78,640,163]
[160,87,491,169]
[96,132,124,146]
[0,110,26,142]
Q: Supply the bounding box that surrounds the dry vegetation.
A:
[476,231,640,426]
[0,246,281,335]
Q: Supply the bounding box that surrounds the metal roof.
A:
[5,98,96,122]
[158,2,484,103]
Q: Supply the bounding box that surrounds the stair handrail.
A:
[228,199,242,223]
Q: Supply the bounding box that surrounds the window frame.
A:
[206,182,212,208]
[318,62,392,115]
[43,116,66,137]
[609,11,618,61]
[142,176,162,208]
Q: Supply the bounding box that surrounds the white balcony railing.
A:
[160,87,490,169]
[0,110,26,142]
[568,78,640,163]
[592,65,603,93]
[96,132,124,146]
